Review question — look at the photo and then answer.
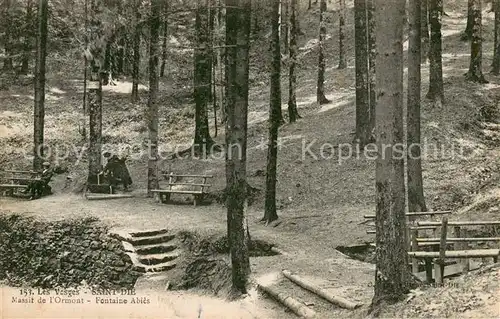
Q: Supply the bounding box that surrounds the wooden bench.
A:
[363,211,452,220]
[365,211,452,241]
[0,170,41,196]
[409,218,500,284]
[151,173,213,207]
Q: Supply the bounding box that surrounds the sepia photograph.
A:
[0,0,499,317]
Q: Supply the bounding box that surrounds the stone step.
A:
[138,250,181,266]
[128,233,176,246]
[130,228,169,238]
[135,243,178,255]
[133,260,177,273]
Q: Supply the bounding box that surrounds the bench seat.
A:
[0,184,28,188]
[408,249,499,259]
[151,189,205,195]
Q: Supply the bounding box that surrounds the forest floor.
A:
[1,0,500,317]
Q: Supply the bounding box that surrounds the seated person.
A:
[26,162,53,200]
[102,153,132,191]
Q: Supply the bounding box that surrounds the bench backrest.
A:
[1,170,41,184]
[162,173,213,193]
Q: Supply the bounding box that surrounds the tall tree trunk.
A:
[354,0,370,146]
[492,0,500,74]
[263,0,281,225]
[215,0,226,124]
[207,1,214,103]
[252,1,260,36]
[87,0,103,186]
[421,0,429,63]
[194,0,215,153]
[370,0,415,311]
[123,38,131,76]
[147,0,161,196]
[465,0,488,83]
[461,0,474,41]
[281,0,289,56]
[407,0,427,213]
[21,0,33,75]
[308,0,312,9]
[225,0,251,295]
[317,0,330,105]
[3,0,13,71]
[33,0,48,171]
[367,0,376,140]
[116,37,125,76]
[160,2,169,78]
[82,0,88,140]
[288,0,300,123]
[131,0,141,102]
[103,41,112,85]
[338,0,347,69]
[426,0,444,105]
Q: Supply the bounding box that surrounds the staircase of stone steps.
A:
[111,228,181,273]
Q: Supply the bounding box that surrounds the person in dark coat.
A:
[26,162,53,199]
[102,153,132,191]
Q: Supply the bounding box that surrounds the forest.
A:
[1,0,500,317]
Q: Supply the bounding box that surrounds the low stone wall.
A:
[0,212,141,289]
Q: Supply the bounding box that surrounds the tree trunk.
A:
[21,0,34,75]
[87,63,103,185]
[160,2,169,78]
[3,0,13,71]
[147,0,161,197]
[421,0,429,63]
[317,0,330,105]
[426,0,444,105]
[252,1,260,36]
[288,0,300,123]
[462,0,474,41]
[370,0,415,311]
[407,0,427,213]
[103,41,112,85]
[116,37,125,76]
[281,0,289,56]
[225,0,251,295]
[131,0,141,102]
[123,38,131,76]
[215,0,225,124]
[263,0,281,225]
[86,0,103,186]
[354,0,370,147]
[338,0,347,69]
[492,0,500,74]
[465,0,488,83]
[33,0,48,171]
[194,0,215,154]
[308,0,312,10]
[367,0,376,140]
[82,0,88,140]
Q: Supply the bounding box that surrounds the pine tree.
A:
[225,0,251,294]
[465,0,488,83]
[263,0,281,225]
[370,0,416,312]
[317,0,330,104]
[287,0,300,122]
[33,0,49,171]
[426,0,444,105]
[146,0,161,196]
[407,0,427,213]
